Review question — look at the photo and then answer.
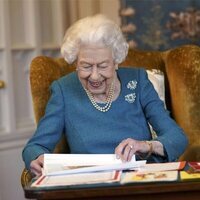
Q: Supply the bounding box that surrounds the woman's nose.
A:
[90,66,100,80]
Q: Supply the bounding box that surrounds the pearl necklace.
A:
[84,81,115,112]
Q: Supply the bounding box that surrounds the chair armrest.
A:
[21,168,33,188]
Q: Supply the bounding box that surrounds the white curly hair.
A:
[61,14,129,64]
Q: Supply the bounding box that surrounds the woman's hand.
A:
[115,138,151,162]
[30,154,44,177]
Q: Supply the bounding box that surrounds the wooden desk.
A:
[24,180,200,200]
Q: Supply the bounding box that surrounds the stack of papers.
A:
[31,154,187,187]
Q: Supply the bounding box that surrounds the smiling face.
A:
[76,45,118,100]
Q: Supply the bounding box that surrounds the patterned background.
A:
[120,0,200,50]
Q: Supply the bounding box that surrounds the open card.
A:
[42,154,146,176]
[121,170,178,184]
[32,170,121,187]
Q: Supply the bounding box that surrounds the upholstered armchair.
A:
[21,44,200,187]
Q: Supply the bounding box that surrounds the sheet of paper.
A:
[46,160,146,176]
[121,170,178,184]
[44,154,136,166]
[32,171,121,187]
[136,161,186,172]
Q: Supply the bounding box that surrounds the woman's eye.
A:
[83,66,91,69]
[81,65,92,70]
[99,65,108,70]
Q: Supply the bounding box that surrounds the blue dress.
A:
[22,68,188,169]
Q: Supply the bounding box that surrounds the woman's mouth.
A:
[89,80,103,88]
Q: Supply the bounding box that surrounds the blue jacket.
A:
[22,68,188,169]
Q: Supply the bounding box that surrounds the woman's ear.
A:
[115,64,119,70]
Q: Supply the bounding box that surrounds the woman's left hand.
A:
[115,138,150,162]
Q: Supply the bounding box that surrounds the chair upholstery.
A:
[21,44,200,187]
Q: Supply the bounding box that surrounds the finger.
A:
[30,162,43,175]
[31,161,42,170]
[115,143,128,160]
[127,145,134,162]
[30,162,42,176]
[115,139,130,155]
[37,155,44,166]
[122,144,134,162]
[30,168,41,177]
[38,158,44,167]
[30,164,42,175]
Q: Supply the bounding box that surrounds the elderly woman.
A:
[22,14,188,176]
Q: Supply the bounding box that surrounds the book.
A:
[121,170,178,184]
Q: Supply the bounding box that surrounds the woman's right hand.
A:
[30,154,44,177]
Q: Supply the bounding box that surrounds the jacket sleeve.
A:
[138,69,188,162]
[22,81,65,169]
